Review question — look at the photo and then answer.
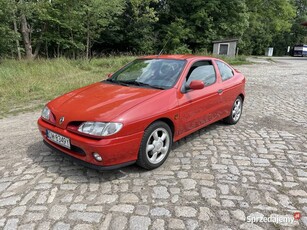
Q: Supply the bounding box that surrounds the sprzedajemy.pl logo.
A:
[247,212,301,224]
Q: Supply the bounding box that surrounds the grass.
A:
[0,55,249,118]
[0,56,135,117]
[265,57,276,62]
[213,54,251,65]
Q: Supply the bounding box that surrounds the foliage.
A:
[0,0,18,57]
[157,0,249,53]
[240,0,296,55]
[273,0,307,55]
[122,0,159,53]
[0,0,305,58]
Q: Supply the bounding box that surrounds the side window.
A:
[216,60,234,81]
[186,61,216,86]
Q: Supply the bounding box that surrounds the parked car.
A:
[292,44,307,57]
[37,55,246,170]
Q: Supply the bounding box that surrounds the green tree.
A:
[273,0,307,55]
[7,0,124,59]
[107,0,159,54]
[157,0,249,53]
[0,0,303,58]
[290,0,307,44]
[0,0,20,58]
[240,0,296,55]
[80,0,124,58]
[160,18,192,54]
[38,0,87,58]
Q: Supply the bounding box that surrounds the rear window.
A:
[216,60,234,81]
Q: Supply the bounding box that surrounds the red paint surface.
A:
[38,55,246,167]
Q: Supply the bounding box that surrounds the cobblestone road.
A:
[0,57,306,230]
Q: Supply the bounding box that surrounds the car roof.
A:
[140,54,216,61]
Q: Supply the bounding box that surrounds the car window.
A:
[186,61,216,86]
[216,60,234,81]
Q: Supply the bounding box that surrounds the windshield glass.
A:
[109,59,186,89]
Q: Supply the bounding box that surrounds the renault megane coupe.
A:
[37,55,245,170]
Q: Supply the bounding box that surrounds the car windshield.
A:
[108,59,186,89]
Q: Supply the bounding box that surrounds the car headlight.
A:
[41,106,50,120]
[78,122,123,136]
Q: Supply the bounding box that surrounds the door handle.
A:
[217,89,223,94]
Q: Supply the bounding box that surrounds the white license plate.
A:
[46,130,71,149]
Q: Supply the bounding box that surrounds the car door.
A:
[215,60,240,116]
[177,60,222,138]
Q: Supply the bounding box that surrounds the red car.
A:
[38,55,245,170]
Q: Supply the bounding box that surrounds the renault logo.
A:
[59,117,65,124]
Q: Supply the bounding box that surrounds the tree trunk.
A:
[86,34,90,59]
[86,21,90,59]
[57,44,60,58]
[33,43,41,59]
[45,40,49,58]
[33,23,47,59]
[71,31,75,59]
[13,15,21,60]
[20,14,33,59]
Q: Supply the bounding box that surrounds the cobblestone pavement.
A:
[0,57,306,230]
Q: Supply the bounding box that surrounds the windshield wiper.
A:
[105,78,129,86]
[125,81,165,90]
[106,79,165,90]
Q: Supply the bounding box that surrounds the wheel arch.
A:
[239,93,245,102]
[148,117,175,140]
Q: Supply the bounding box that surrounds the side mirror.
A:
[107,73,113,78]
[186,80,205,90]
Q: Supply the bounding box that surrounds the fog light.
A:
[92,152,102,162]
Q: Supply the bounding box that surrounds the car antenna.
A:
[158,37,171,56]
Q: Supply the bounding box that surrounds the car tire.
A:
[137,121,172,170]
[224,96,243,125]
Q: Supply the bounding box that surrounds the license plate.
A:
[46,130,71,149]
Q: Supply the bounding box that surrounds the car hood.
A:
[48,82,163,125]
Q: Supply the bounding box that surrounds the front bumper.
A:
[37,118,143,169]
